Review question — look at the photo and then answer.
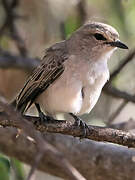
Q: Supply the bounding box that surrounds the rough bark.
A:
[1,113,135,148]
[0,126,135,180]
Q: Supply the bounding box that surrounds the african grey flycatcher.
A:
[16,22,128,132]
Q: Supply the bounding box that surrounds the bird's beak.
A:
[106,40,128,49]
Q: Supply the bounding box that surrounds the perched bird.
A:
[16,21,128,132]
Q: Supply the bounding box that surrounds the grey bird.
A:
[16,21,128,131]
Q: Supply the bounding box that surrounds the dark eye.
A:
[94,33,107,41]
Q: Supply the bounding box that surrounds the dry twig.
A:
[1,0,27,56]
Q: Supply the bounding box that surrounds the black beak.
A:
[107,40,128,49]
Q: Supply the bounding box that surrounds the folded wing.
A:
[16,42,68,113]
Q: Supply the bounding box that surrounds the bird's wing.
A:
[16,43,68,113]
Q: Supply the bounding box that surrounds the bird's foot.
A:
[70,113,89,138]
[34,111,49,125]
[39,111,49,123]
[35,103,50,125]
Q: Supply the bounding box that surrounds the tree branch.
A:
[1,0,28,56]
[108,118,135,131]
[103,84,135,103]
[0,112,135,148]
[1,126,135,180]
[107,101,128,124]
[0,48,40,71]
[110,49,135,81]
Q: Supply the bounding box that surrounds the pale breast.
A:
[78,60,109,115]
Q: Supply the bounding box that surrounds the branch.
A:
[0,113,135,148]
[103,84,135,103]
[1,126,135,180]
[23,116,135,148]
[108,118,135,131]
[1,0,28,56]
[0,49,40,71]
[110,49,135,81]
[108,101,127,124]
[77,0,87,24]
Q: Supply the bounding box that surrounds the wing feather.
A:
[16,42,68,113]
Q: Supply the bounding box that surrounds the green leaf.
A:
[0,155,10,180]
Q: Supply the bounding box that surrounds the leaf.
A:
[0,154,10,180]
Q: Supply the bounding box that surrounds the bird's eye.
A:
[94,33,107,41]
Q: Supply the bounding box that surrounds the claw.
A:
[39,111,48,123]
[70,113,89,138]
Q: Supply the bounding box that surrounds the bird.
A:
[16,21,128,134]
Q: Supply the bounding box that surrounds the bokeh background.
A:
[0,0,135,179]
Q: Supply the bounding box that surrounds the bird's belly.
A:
[78,86,102,115]
[36,78,83,115]
[36,81,104,116]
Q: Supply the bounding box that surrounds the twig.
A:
[104,84,135,103]
[26,152,44,180]
[108,101,127,124]
[110,49,135,81]
[1,0,27,56]
[77,0,87,24]
[24,116,135,148]
[60,22,66,40]
[108,118,135,131]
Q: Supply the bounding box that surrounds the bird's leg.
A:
[35,103,49,123]
[69,113,89,138]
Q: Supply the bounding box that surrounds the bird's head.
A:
[68,21,128,61]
